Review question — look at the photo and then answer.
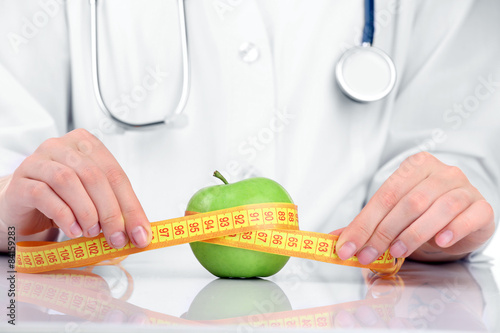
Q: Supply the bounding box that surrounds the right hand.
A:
[0,128,151,249]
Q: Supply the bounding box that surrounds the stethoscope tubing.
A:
[89,0,190,129]
[362,0,375,45]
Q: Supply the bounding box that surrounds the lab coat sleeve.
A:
[0,64,59,177]
[0,1,70,177]
[366,1,500,257]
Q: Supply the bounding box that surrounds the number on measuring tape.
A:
[241,232,252,240]
[232,211,249,228]
[33,251,47,267]
[22,252,34,267]
[287,208,299,226]
[270,231,287,249]
[219,217,230,227]
[224,233,240,242]
[263,207,277,223]
[256,231,271,246]
[189,221,200,232]
[301,236,316,254]
[202,215,219,233]
[318,242,328,252]
[204,219,214,229]
[151,225,159,244]
[218,213,232,230]
[85,240,102,257]
[71,245,85,260]
[248,209,263,225]
[100,238,116,254]
[188,218,203,237]
[234,215,245,224]
[58,246,75,262]
[240,231,255,244]
[316,239,333,257]
[285,234,302,252]
[173,222,187,238]
[44,250,60,264]
[158,225,173,241]
[288,237,298,247]
[16,253,23,268]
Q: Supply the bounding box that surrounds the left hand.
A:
[334,152,496,264]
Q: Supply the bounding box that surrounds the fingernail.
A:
[110,231,127,249]
[132,226,149,248]
[88,224,101,237]
[70,222,83,238]
[390,240,407,258]
[337,241,357,260]
[358,246,378,265]
[436,230,454,247]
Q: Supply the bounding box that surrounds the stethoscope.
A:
[89,0,189,129]
[89,0,396,130]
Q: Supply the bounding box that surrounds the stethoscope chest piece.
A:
[336,45,396,103]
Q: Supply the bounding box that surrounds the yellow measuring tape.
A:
[15,203,402,275]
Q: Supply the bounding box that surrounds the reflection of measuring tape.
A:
[17,269,398,328]
[15,203,401,274]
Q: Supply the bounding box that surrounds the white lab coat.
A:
[1,0,500,248]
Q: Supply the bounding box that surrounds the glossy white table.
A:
[1,243,499,332]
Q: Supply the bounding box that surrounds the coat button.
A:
[239,42,260,63]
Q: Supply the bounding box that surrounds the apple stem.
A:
[213,170,229,185]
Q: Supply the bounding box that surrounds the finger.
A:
[43,141,127,249]
[329,227,345,236]
[434,200,494,253]
[15,178,81,238]
[337,152,437,260]
[356,173,465,264]
[68,157,127,248]
[18,158,99,237]
[390,188,473,259]
[65,130,150,248]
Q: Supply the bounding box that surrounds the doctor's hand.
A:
[334,152,495,264]
[0,128,151,249]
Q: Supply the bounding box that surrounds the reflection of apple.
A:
[187,171,292,278]
[182,278,292,320]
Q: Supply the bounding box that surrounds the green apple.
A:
[187,171,292,278]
